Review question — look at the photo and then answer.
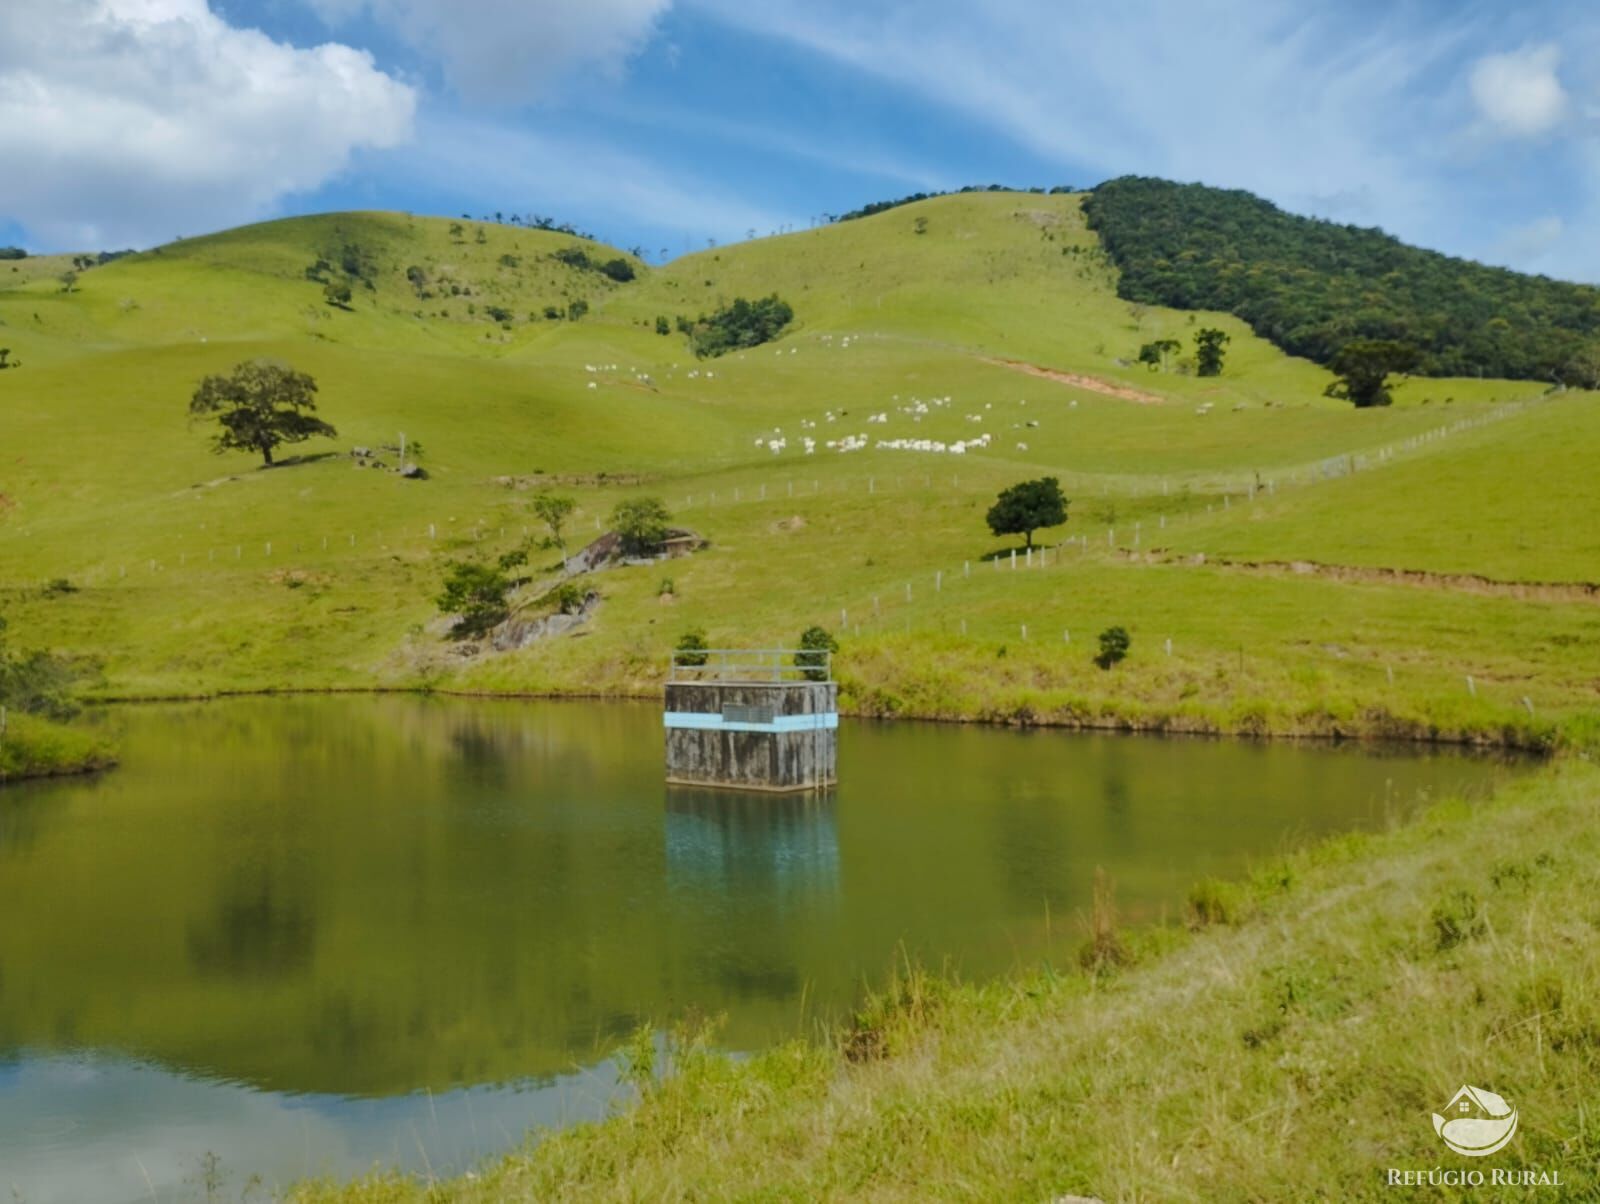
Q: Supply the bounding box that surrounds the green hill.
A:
[0,188,1595,747]
[1084,176,1600,382]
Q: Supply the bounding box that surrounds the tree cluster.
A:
[551,246,636,282]
[1083,176,1600,384]
[685,295,794,358]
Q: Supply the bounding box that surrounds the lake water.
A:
[0,698,1520,1202]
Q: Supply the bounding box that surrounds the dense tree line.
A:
[1082,176,1600,384]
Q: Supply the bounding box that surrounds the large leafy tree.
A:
[1324,340,1419,408]
[986,477,1068,549]
[189,360,336,467]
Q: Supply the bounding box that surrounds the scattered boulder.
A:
[399,462,427,479]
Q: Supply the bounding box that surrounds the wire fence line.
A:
[0,394,1551,596]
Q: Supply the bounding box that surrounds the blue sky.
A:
[1,1,1595,279]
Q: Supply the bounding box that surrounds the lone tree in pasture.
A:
[1137,338,1181,372]
[323,280,353,309]
[530,492,576,556]
[1194,328,1230,376]
[986,477,1068,549]
[1324,339,1420,407]
[188,360,337,467]
[611,497,672,556]
[1095,626,1131,670]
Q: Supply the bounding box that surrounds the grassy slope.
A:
[291,759,1600,1202]
[0,193,1594,747]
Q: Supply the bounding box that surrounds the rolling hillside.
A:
[1,189,1595,744]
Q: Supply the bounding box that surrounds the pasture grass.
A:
[0,190,1592,742]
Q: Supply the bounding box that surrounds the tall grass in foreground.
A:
[291,760,1600,1202]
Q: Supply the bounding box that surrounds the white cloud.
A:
[0,0,416,250]
[306,0,670,103]
[1469,44,1568,137]
[692,0,1466,247]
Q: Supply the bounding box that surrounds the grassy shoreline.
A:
[82,675,1573,754]
[0,712,115,784]
[289,755,1599,1202]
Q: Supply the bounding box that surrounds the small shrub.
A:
[795,625,838,681]
[41,578,78,598]
[543,582,589,615]
[657,577,676,597]
[1095,625,1130,669]
[655,315,671,335]
[675,627,710,667]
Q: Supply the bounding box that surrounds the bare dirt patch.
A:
[984,358,1164,405]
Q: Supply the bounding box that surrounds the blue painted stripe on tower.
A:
[663,712,838,733]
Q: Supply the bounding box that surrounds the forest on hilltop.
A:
[1083,176,1600,384]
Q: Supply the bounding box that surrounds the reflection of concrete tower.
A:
[664,789,841,903]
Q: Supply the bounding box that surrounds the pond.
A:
[0,698,1521,1202]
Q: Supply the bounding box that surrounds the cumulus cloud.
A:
[305,0,670,103]
[0,0,416,250]
[1469,44,1568,137]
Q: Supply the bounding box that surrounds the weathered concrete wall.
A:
[664,682,837,792]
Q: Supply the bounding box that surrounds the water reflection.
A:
[0,697,1523,1201]
[665,788,840,896]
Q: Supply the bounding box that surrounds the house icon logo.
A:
[1433,1085,1518,1157]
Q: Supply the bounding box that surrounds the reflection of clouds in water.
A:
[0,1053,623,1204]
